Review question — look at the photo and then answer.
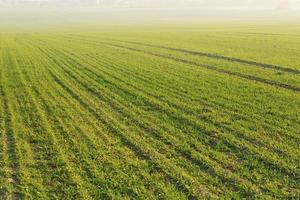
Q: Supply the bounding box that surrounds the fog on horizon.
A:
[1,0,300,10]
[1,0,300,29]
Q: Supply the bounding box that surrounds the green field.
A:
[0,24,299,199]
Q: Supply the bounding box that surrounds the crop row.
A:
[0,35,299,199]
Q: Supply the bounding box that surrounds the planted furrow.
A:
[92,44,300,132]
[0,42,49,199]
[1,47,23,200]
[88,40,298,135]
[41,67,178,199]
[5,40,87,199]
[38,36,300,143]
[51,53,271,196]
[21,49,156,199]
[1,29,299,199]
[21,38,208,198]
[96,56,300,146]
[46,41,298,173]
[37,40,296,197]
[0,48,7,199]
[48,68,212,199]
[0,88,8,199]
[78,48,299,159]
[13,43,105,199]
[52,36,300,141]
[42,39,300,197]
[37,41,221,198]
[49,52,261,196]
[2,92,21,200]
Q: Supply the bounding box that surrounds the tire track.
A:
[99,41,300,92]
[66,35,300,75]
[109,39,300,74]
[58,36,300,92]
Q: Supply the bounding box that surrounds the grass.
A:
[0,24,299,199]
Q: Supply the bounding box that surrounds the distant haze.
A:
[1,0,300,10]
[1,0,300,30]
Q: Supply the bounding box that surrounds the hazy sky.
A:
[1,0,300,29]
[1,0,300,10]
